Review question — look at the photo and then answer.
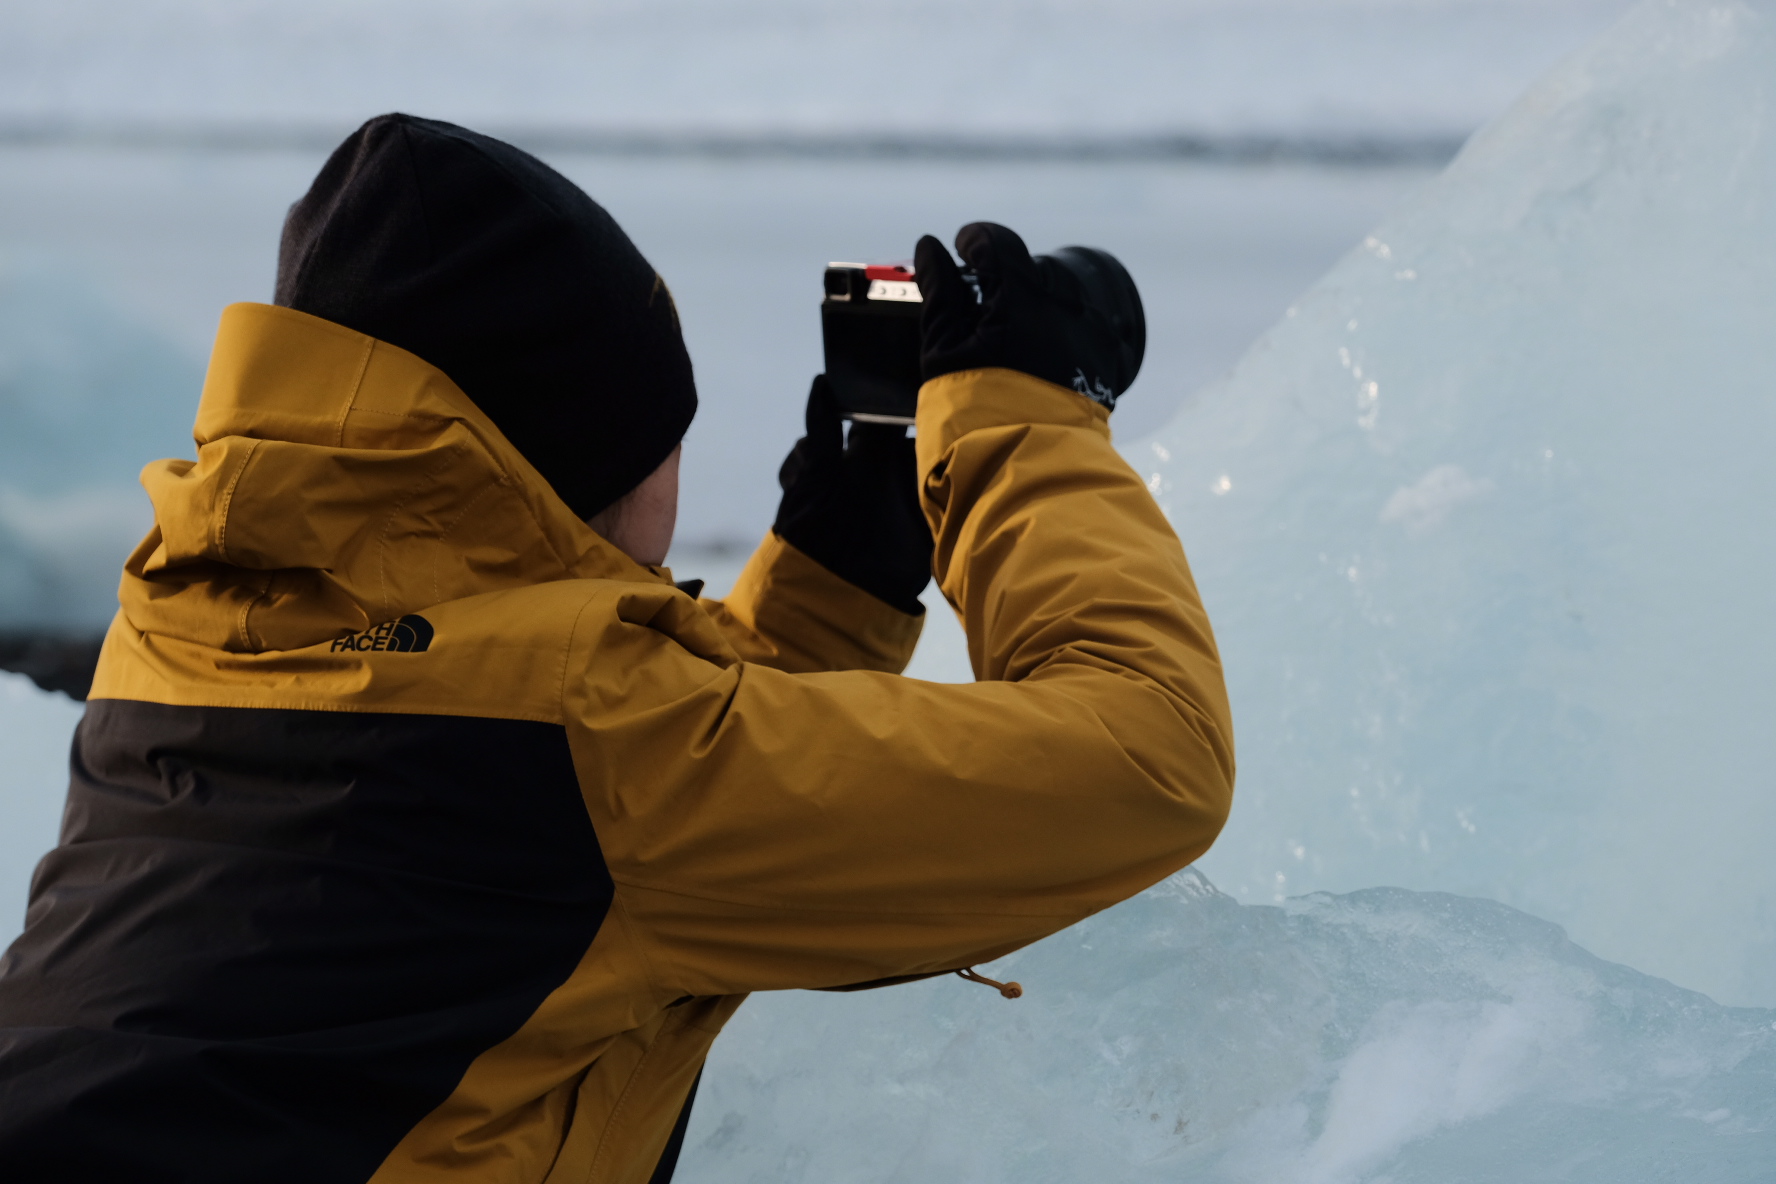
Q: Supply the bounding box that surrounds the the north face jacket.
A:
[0,302,1234,1183]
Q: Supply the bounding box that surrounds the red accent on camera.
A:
[864,265,915,281]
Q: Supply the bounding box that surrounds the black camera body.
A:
[820,245,1143,423]
[821,263,925,424]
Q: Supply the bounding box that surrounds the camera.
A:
[819,245,1144,423]
[821,262,927,424]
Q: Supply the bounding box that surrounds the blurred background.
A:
[0,0,1629,621]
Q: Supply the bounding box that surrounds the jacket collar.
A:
[123,303,665,653]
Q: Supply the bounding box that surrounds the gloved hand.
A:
[914,222,1145,410]
[773,374,932,615]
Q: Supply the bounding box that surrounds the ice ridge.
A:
[677,869,1776,1183]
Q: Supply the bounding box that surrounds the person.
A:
[0,114,1233,1183]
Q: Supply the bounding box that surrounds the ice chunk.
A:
[1141,0,1776,1006]
[0,261,199,629]
[679,870,1776,1183]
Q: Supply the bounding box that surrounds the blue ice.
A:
[1150,0,1776,1010]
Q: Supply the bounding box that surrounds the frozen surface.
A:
[679,869,1776,1183]
[1146,0,1776,1006]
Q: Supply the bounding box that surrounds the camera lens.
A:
[1043,246,1146,397]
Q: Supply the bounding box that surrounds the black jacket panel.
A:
[0,700,610,1184]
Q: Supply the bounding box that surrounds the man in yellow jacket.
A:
[0,115,1233,1183]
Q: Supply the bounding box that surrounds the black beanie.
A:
[274,113,696,520]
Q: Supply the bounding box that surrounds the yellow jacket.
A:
[0,303,1233,1183]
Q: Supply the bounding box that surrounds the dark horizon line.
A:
[0,117,1467,167]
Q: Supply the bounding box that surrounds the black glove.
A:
[773,374,932,615]
[914,222,1146,410]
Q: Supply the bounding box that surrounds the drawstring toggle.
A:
[956,967,1023,999]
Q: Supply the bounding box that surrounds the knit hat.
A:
[273,113,696,520]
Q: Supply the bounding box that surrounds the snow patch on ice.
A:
[1378,464,1493,535]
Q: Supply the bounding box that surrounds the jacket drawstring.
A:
[956,967,1022,999]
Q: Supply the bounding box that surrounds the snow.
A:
[677,869,1776,1182]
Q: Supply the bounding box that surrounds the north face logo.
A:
[330,615,434,653]
[1071,368,1118,410]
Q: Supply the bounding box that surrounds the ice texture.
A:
[1139,0,1776,1007]
[678,869,1776,1183]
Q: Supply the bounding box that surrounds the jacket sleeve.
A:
[563,368,1234,997]
[698,531,924,674]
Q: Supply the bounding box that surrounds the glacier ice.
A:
[677,869,1776,1183]
[1140,0,1776,1008]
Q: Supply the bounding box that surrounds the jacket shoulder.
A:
[90,577,733,723]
